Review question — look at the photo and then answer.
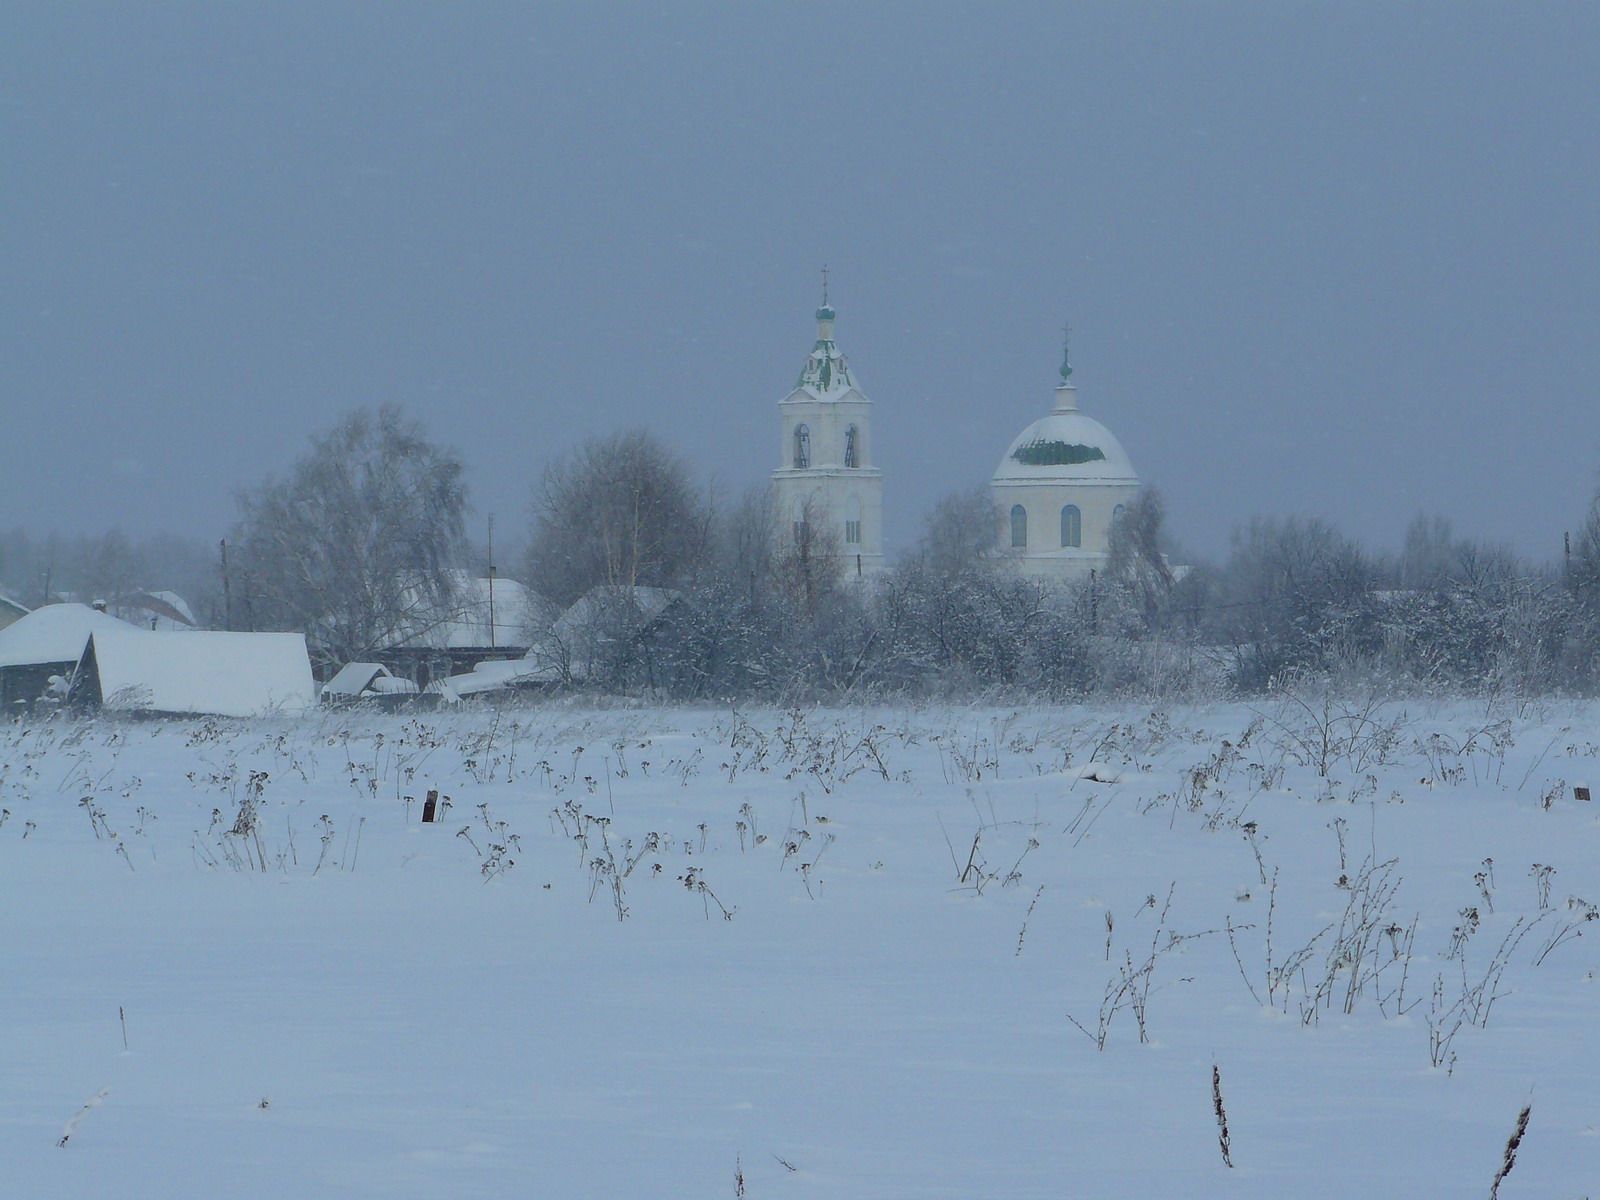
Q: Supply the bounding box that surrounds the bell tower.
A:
[770,280,884,579]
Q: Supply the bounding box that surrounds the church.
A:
[771,302,1143,582]
[769,301,885,579]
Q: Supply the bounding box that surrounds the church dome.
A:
[992,388,1138,485]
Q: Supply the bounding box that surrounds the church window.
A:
[793,424,811,469]
[1060,505,1082,548]
[844,496,862,545]
[1010,505,1028,548]
[1113,504,1126,522]
[844,425,859,468]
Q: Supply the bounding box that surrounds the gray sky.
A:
[4,2,1597,565]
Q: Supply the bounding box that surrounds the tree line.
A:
[6,405,1600,699]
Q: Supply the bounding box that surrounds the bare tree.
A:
[1557,486,1600,686]
[773,495,843,617]
[1396,514,1519,592]
[1397,513,1458,589]
[715,486,777,596]
[0,529,215,618]
[526,429,708,607]
[1568,491,1600,615]
[1211,516,1378,689]
[915,483,1000,580]
[233,406,467,670]
[1107,486,1175,623]
[1376,517,1561,690]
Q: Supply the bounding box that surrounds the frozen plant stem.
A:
[1212,1064,1233,1168]
[1487,1102,1531,1200]
[1015,885,1045,957]
[58,1087,110,1148]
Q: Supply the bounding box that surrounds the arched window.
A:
[1060,504,1082,548]
[793,424,811,469]
[844,425,859,468]
[1010,504,1028,548]
[1113,503,1126,522]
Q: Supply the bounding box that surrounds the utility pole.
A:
[487,514,496,650]
[220,539,233,631]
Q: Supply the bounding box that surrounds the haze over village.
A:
[3,5,1599,1198]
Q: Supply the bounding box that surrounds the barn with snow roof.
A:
[69,628,315,718]
[0,603,137,714]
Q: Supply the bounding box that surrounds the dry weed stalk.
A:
[1015,885,1045,957]
[1211,1064,1233,1168]
[1487,1102,1531,1200]
[57,1087,110,1148]
[1069,886,1214,1048]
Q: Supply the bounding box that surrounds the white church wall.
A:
[994,481,1139,559]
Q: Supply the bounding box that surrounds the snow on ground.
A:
[3,694,1598,1198]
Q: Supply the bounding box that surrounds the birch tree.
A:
[233,407,467,669]
[525,429,707,607]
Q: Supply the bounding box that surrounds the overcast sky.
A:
[4,2,1596,565]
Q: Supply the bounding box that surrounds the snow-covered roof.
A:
[787,306,865,402]
[448,657,559,695]
[0,603,138,668]
[82,629,315,717]
[444,586,684,694]
[323,660,460,704]
[323,662,394,697]
[391,572,551,650]
[552,586,681,642]
[788,379,866,405]
[992,386,1139,486]
[110,590,199,632]
[0,593,28,620]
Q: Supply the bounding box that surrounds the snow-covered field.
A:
[4,694,1598,1198]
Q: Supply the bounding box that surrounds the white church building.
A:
[992,344,1142,581]
[770,301,1143,583]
